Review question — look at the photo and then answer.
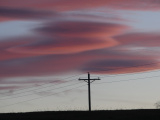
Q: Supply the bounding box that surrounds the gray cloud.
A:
[0,7,55,19]
[82,59,158,74]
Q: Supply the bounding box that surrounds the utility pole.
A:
[79,72,100,112]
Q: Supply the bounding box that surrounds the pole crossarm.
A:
[79,78,100,83]
[78,72,100,112]
[79,78,100,80]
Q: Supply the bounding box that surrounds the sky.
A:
[1,0,160,113]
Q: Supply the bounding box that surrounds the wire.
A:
[0,81,83,100]
[98,69,160,78]
[0,84,86,108]
[0,78,76,100]
[2,61,160,98]
[3,69,157,100]
[94,74,160,84]
[0,73,86,99]
[17,73,85,92]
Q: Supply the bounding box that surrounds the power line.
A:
[98,69,160,78]
[0,73,85,99]
[1,62,159,100]
[14,73,85,92]
[0,78,77,100]
[94,74,160,85]
[0,80,82,100]
[1,62,160,100]
[2,61,160,98]
[0,83,86,108]
[1,72,159,109]
[1,63,160,107]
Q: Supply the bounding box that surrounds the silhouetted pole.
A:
[88,73,91,111]
[79,72,100,111]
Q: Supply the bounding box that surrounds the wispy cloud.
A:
[0,7,55,20]
[115,32,160,47]
[82,58,160,74]
[1,0,160,92]
[0,16,160,78]
[1,0,160,11]
[5,21,127,54]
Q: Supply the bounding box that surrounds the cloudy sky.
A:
[1,0,160,113]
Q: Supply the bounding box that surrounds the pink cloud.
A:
[1,0,160,11]
[1,0,159,23]
[0,18,129,79]
[5,21,128,55]
[0,36,43,61]
[115,32,160,47]
[0,20,160,78]
[0,46,159,78]
[1,0,160,92]
[37,21,127,37]
[81,58,160,74]
[7,37,117,54]
[0,7,56,21]
[0,54,84,78]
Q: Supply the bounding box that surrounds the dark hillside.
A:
[1,109,160,120]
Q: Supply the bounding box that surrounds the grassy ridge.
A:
[0,109,160,120]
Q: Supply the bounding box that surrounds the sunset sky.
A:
[1,0,160,113]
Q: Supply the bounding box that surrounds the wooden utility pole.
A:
[79,72,100,111]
